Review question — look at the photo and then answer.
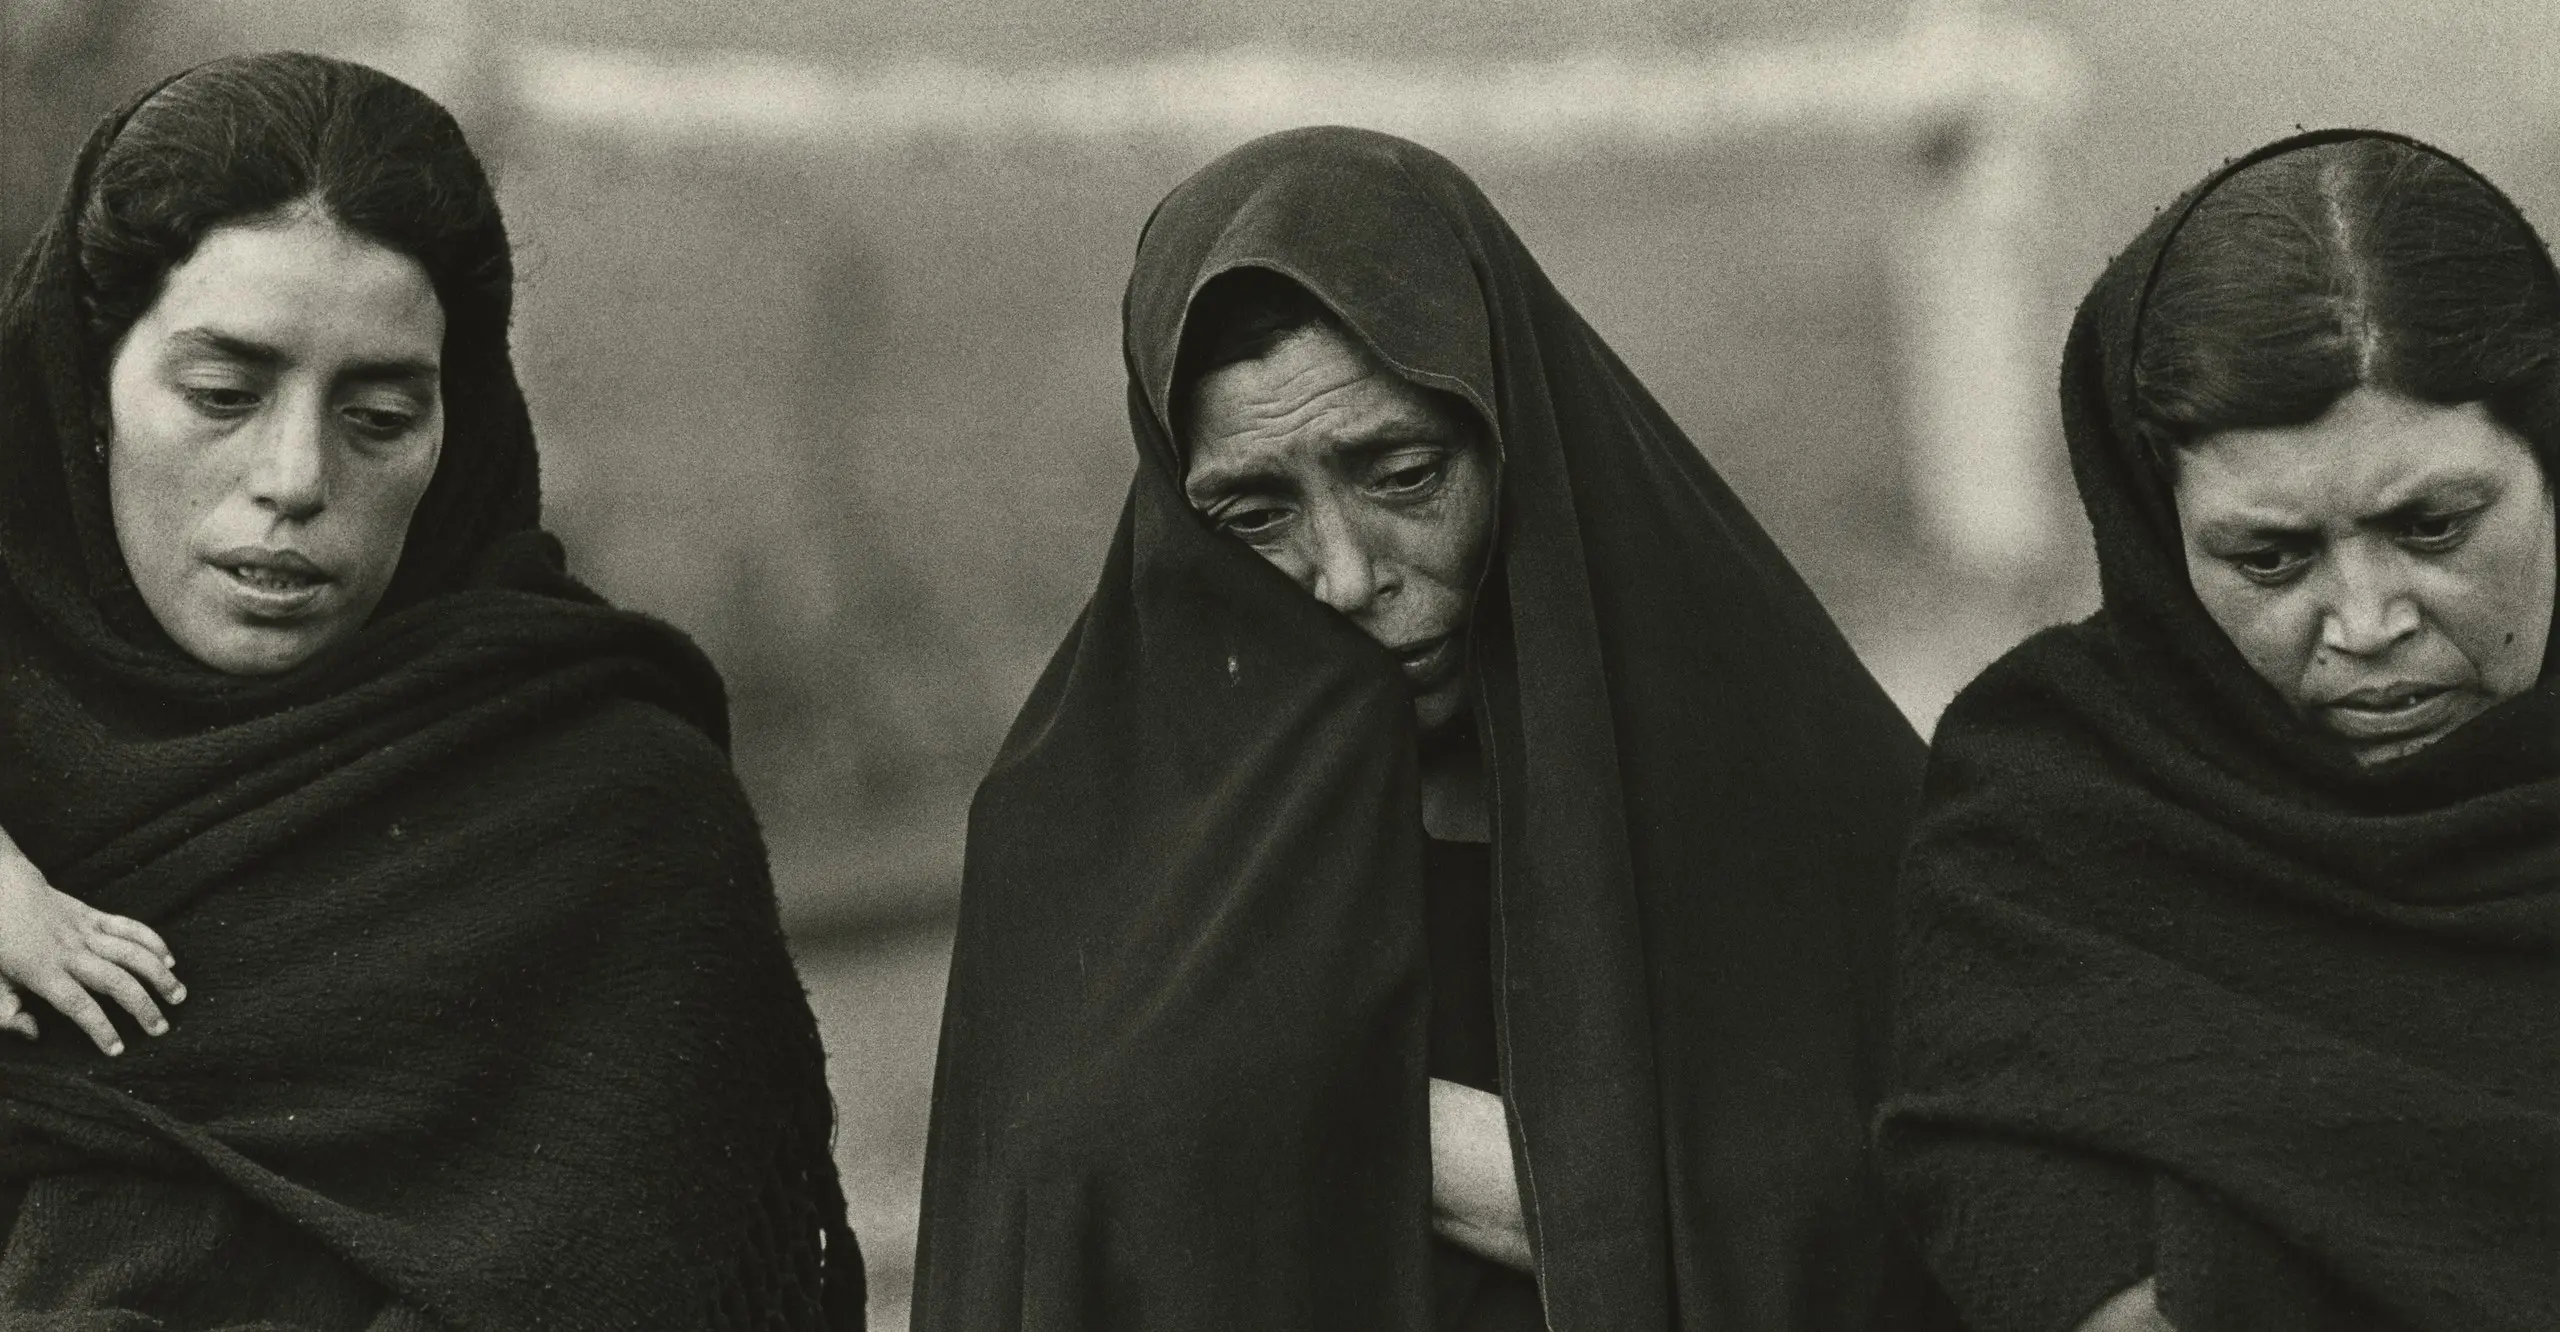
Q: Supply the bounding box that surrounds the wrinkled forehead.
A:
[1129,129,1497,446]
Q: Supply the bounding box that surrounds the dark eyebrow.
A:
[341,358,443,387]
[2190,514,2318,546]
[1183,454,1292,503]
[1334,427,1454,466]
[2365,476,2497,525]
[166,327,440,385]
[167,328,284,368]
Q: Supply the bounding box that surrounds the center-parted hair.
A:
[2133,137,2560,470]
[75,52,508,364]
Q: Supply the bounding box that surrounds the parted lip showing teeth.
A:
[2325,684,2445,710]
[2313,680,2464,744]
[210,546,331,592]
[225,565,322,590]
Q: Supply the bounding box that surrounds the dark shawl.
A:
[0,70,863,1329]
[1877,130,2559,1332]
[912,127,1951,1332]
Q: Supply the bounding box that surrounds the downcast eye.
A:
[2400,510,2476,548]
[1218,504,1289,537]
[181,385,260,416]
[2231,546,2310,584]
[345,407,419,438]
[1375,457,1446,494]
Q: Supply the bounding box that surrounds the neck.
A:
[1418,720,1489,842]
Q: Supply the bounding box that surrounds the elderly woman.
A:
[1879,130,2556,1332]
[0,55,862,1327]
[912,128,1954,1331]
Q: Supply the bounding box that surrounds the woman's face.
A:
[1183,324,1497,732]
[107,211,445,676]
[2177,387,2555,764]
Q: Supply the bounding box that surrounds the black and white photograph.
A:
[2,1,2553,1329]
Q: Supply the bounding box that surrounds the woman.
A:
[912,127,1955,1330]
[0,55,863,1327]
[1878,130,2556,1332]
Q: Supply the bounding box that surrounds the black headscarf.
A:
[0,60,863,1328]
[1878,130,2558,1332]
[912,127,1949,1332]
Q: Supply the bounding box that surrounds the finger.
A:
[29,973,125,1056]
[67,953,167,1037]
[90,913,174,968]
[86,933,186,1005]
[0,984,29,1039]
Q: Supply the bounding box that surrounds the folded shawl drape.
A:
[912,126,1953,1332]
[1877,129,2558,1332]
[0,62,863,1330]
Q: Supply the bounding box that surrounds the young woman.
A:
[0,55,863,1326]
[912,127,1955,1331]
[1880,130,2556,1332]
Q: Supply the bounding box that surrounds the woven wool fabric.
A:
[1877,130,2559,1332]
[911,127,1954,1332]
[0,58,863,1330]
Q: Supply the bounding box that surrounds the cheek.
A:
[1424,461,1499,578]
[340,433,444,584]
[2186,562,2323,694]
[1392,489,1493,605]
[2426,502,2556,689]
[106,389,229,574]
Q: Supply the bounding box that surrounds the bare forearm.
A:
[2077,1279,2178,1332]
[1428,1077,1534,1272]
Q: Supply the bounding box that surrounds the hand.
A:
[1428,1077,1534,1272]
[0,825,184,1055]
[2076,1279,2178,1332]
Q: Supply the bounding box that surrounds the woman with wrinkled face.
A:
[1880,132,2556,1332]
[0,55,861,1326]
[1176,273,1496,832]
[915,128,1954,1332]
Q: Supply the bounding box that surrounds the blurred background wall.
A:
[7,0,2555,1323]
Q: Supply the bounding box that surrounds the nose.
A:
[244,400,329,520]
[1302,506,1392,620]
[2317,545,2421,659]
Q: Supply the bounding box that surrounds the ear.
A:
[90,398,115,466]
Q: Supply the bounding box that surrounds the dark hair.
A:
[1169,266,1341,436]
[76,52,509,367]
[2133,137,2560,471]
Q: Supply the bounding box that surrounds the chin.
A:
[1412,685,1469,734]
[2351,738,2433,766]
[177,619,334,676]
[2347,729,2453,767]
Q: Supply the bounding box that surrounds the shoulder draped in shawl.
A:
[912,126,1952,1332]
[1877,129,2559,1332]
[0,62,864,1330]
